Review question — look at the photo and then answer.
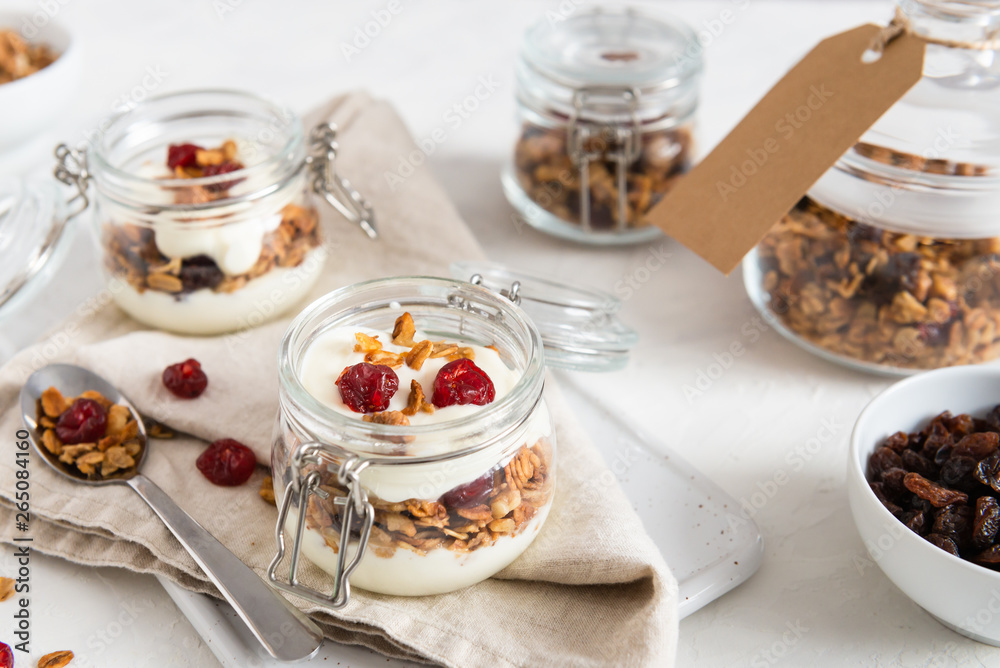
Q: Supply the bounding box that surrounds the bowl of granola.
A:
[849,366,1000,646]
[0,13,80,148]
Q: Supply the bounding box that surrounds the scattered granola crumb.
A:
[259,476,276,505]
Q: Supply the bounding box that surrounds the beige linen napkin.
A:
[0,92,677,667]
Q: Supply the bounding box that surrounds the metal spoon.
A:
[20,364,324,662]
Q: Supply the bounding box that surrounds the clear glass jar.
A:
[56,89,375,335]
[268,277,557,602]
[745,0,1000,374]
[502,6,701,245]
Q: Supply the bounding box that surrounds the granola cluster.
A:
[36,387,143,479]
[854,142,991,177]
[305,440,554,558]
[756,196,1000,369]
[513,122,692,229]
[0,30,57,84]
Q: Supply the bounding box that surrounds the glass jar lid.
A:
[517,6,701,125]
[0,177,72,315]
[450,261,637,372]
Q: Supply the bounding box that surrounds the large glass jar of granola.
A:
[266,270,635,605]
[502,6,700,245]
[55,89,375,335]
[745,0,1000,374]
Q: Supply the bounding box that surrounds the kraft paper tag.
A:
[647,24,925,274]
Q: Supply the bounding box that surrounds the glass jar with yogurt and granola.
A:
[267,267,636,605]
[744,0,1000,374]
[54,89,375,335]
[503,6,701,244]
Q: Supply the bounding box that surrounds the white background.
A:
[2,0,999,666]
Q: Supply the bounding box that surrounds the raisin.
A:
[431,359,496,408]
[863,252,921,306]
[902,450,936,479]
[975,452,1000,493]
[904,472,968,508]
[881,431,910,452]
[939,456,979,494]
[986,405,1000,433]
[336,363,399,413]
[954,432,1000,460]
[920,421,953,459]
[972,545,1000,568]
[196,438,256,486]
[870,482,902,516]
[933,443,952,466]
[925,533,960,557]
[882,467,908,498]
[947,413,977,439]
[167,143,202,169]
[440,471,494,509]
[179,255,224,293]
[869,447,903,478]
[903,510,927,535]
[973,496,1000,549]
[917,322,951,347]
[933,504,971,545]
[162,358,208,399]
[55,398,108,444]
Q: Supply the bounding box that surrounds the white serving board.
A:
[160,373,763,666]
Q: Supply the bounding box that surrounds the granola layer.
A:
[304,439,554,559]
[513,122,692,229]
[756,196,1000,370]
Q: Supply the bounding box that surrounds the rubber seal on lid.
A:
[450,261,638,372]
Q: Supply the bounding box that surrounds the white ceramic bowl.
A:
[849,366,1000,646]
[0,12,81,148]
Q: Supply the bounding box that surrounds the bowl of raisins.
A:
[849,366,1000,646]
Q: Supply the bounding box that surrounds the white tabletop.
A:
[2,1,999,666]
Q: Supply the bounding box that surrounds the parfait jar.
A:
[744,0,1000,374]
[268,277,558,602]
[503,6,701,244]
[55,89,375,335]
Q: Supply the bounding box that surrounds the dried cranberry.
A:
[196,438,256,486]
[55,398,108,444]
[918,322,951,347]
[0,642,11,668]
[432,359,496,408]
[441,471,494,508]
[167,143,203,170]
[336,363,399,413]
[202,161,244,192]
[162,358,208,398]
[179,255,225,293]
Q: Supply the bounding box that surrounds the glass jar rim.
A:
[88,88,304,200]
[278,276,547,463]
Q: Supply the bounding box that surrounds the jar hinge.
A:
[567,87,643,233]
[307,123,378,241]
[267,442,374,610]
[54,144,92,222]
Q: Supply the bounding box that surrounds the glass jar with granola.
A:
[745,0,1000,374]
[267,269,636,605]
[54,89,375,335]
[503,6,700,245]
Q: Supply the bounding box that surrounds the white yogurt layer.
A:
[111,248,324,335]
[299,325,553,502]
[130,160,295,276]
[297,503,551,596]
[300,327,520,425]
